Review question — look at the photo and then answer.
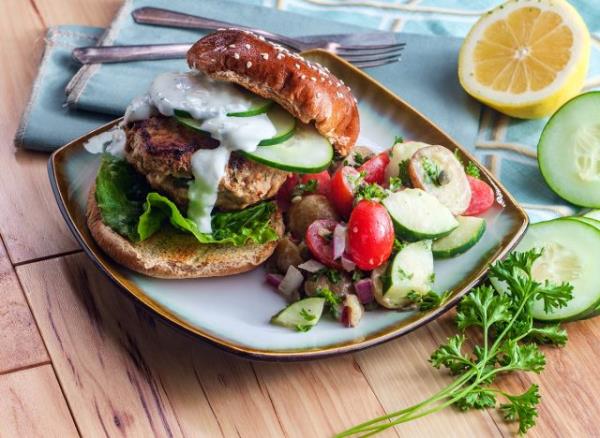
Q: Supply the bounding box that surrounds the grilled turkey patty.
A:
[124,116,288,210]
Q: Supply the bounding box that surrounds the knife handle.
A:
[131,7,298,48]
[72,43,191,64]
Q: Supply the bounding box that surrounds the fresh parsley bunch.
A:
[337,249,573,437]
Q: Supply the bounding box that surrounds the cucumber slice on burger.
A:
[243,123,333,173]
[408,145,471,215]
[382,188,458,241]
[259,105,297,146]
[174,105,296,147]
[227,98,273,117]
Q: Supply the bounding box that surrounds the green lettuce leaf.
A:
[95,154,150,241]
[95,155,278,246]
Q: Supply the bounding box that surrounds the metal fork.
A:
[72,7,405,69]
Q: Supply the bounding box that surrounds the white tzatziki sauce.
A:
[83,127,127,158]
[125,71,276,233]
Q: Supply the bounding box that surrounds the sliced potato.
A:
[384,141,431,182]
[408,146,471,215]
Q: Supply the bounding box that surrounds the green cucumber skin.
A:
[433,220,486,259]
[227,100,273,117]
[270,297,326,330]
[525,218,600,322]
[391,219,457,242]
[258,118,297,147]
[242,150,332,173]
[538,91,600,208]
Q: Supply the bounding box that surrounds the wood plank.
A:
[17,253,398,437]
[354,314,504,437]
[0,0,79,263]
[254,358,397,438]
[34,0,121,27]
[494,318,600,437]
[0,364,79,438]
[16,253,281,437]
[0,237,48,373]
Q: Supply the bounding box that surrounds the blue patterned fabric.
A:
[16,0,600,221]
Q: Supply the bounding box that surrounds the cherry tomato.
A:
[276,174,299,211]
[305,219,342,269]
[299,170,331,196]
[358,152,390,184]
[330,166,360,217]
[347,201,394,270]
[464,176,495,216]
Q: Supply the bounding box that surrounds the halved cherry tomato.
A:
[358,152,390,184]
[305,219,342,269]
[276,174,299,211]
[299,170,331,196]
[464,176,495,216]
[330,166,360,217]
[347,200,394,270]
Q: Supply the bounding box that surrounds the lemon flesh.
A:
[459,0,590,119]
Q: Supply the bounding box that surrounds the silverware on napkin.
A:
[72,7,405,68]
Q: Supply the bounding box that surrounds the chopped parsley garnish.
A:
[292,179,318,197]
[351,269,366,282]
[421,157,443,186]
[316,287,343,318]
[299,307,316,322]
[398,159,412,187]
[393,135,404,145]
[355,182,387,202]
[352,151,366,166]
[406,290,452,311]
[393,238,405,253]
[312,268,341,284]
[388,176,403,192]
[396,267,413,280]
[466,161,481,178]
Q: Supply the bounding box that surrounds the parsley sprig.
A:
[336,249,573,437]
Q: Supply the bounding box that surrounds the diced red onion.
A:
[332,224,347,260]
[265,273,283,288]
[298,259,326,273]
[278,265,304,296]
[354,278,375,304]
[341,255,356,272]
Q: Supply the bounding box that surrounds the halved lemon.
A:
[458,0,590,119]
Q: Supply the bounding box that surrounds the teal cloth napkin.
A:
[16,0,479,156]
[14,26,113,151]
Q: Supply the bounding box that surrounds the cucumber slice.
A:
[173,112,210,136]
[432,216,486,258]
[243,124,333,173]
[382,188,459,241]
[572,216,600,230]
[584,209,600,221]
[258,105,296,146]
[373,240,434,309]
[538,91,600,207]
[495,218,600,321]
[270,297,326,331]
[174,105,296,147]
[227,97,273,117]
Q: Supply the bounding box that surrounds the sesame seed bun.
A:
[187,29,360,157]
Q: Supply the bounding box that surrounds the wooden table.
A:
[2,0,599,436]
